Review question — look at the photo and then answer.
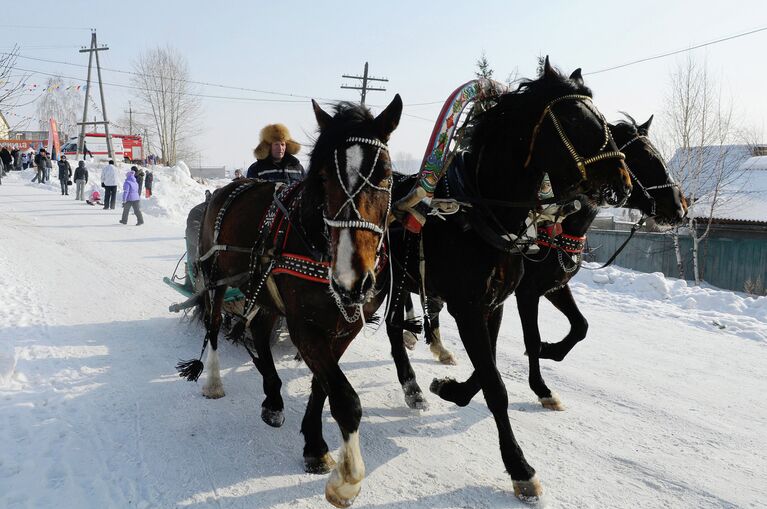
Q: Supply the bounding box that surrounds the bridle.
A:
[618,133,680,217]
[524,94,626,181]
[323,136,392,324]
[323,136,392,240]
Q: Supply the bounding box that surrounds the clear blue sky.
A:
[3,0,766,170]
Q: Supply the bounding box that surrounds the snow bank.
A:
[19,159,230,224]
[0,343,15,386]
[574,262,767,342]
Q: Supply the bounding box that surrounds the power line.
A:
[6,52,336,102]
[9,65,314,104]
[585,25,767,75]
[0,24,92,31]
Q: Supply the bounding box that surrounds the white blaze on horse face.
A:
[334,229,357,291]
[344,145,364,191]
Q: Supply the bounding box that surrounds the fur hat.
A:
[254,123,301,160]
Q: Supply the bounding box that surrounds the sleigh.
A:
[163,201,246,314]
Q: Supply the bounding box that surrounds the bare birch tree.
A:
[34,76,83,137]
[660,55,749,284]
[131,46,200,165]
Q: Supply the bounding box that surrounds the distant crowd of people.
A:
[4,122,304,224]
[2,145,155,226]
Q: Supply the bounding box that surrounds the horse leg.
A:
[402,294,418,350]
[447,304,541,500]
[516,291,563,411]
[301,375,336,474]
[386,297,428,410]
[292,325,366,508]
[429,306,502,406]
[539,285,588,362]
[424,297,457,365]
[202,287,226,399]
[248,309,285,427]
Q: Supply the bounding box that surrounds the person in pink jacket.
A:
[119,170,144,225]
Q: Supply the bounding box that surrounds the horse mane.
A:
[301,102,377,237]
[470,65,593,155]
[307,101,375,177]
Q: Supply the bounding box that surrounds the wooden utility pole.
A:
[76,30,113,160]
[341,62,388,105]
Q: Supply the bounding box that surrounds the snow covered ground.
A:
[1,169,766,508]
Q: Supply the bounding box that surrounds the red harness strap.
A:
[536,225,586,254]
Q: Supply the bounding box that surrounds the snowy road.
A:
[1,174,766,508]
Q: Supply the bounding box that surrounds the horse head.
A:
[610,113,687,226]
[522,58,632,207]
[310,95,402,306]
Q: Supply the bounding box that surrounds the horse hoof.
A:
[304,453,336,474]
[402,330,418,350]
[202,384,225,399]
[405,391,429,410]
[539,394,564,411]
[438,351,457,366]
[261,407,285,427]
[325,470,362,508]
[513,474,543,502]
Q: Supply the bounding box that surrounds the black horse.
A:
[426,113,688,412]
[183,97,402,507]
[382,59,631,500]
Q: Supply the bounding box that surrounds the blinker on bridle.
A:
[323,136,392,237]
[524,94,626,181]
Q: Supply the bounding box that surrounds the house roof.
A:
[668,145,767,223]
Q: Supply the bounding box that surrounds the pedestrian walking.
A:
[101,159,118,210]
[119,170,144,226]
[31,149,47,184]
[43,153,52,183]
[74,161,88,201]
[57,155,73,195]
[21,152,28,169]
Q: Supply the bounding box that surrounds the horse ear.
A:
[569,68,584,86]
[543,55,555,78]
[312,99,333,130]
[638,114,654,134]
[374,93,403,139]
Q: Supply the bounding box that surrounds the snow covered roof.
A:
[668,145,767,223]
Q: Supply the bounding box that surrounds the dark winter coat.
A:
[74,164,89,183]
[34,153,48,169]
[58,160,72,180]
[0,148,11,167]
[144,171,154,189]
[246,154,305,184]
[134,168,145,188]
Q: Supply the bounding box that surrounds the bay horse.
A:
[179,96,402,507]
[381,59,632,500]
[427,113,688,412]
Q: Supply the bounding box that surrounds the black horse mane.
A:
[470,66,593,155]
[307,101,375,176]
[301,101,377,245]
[610,112,640,136]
